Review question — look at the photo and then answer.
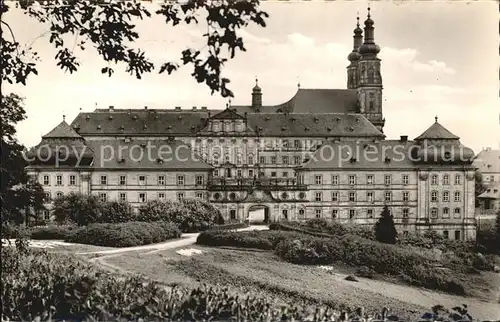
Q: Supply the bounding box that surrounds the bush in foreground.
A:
[30,225,80,240]
[53,193,102,225]
[99,200,136,223]
[1,247,480,321]
[66,221,181,247]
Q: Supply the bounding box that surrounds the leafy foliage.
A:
[66,221,181,247]
[374,205,397,244]
[53,192,103,225]
[137,198,223,232]
[0,93,47,225]
[30,224,80,240]
[2,0,269,97]
[99,200,135,223]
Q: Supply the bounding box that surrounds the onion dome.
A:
[252,77,261,92]
[412,116,475,164]
[347,16,363,62]
[358,7,381,57]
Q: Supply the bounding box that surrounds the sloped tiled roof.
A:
[211,108,245,120]
[42,120,82,139]
[233,88,358,114]
[473,149,500,173]
[478,184,500,200]
[415,119,460,140]
[300,140,418,170]
[85,139,212,170]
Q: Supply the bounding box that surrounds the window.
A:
[282,140,289,149]
[45,192,51,202]
[236,169,242,177]
[442,207,450,218]
[43,175,50,185]
[56,192,64,199]
[56,175,63,186]
[443,174,450,185]
[348,175,356,185]
[454,230,461,241]
[259,156,266,164]
[43,210,50,220]
[236,155,242,165]
[491,175,495,182]
[366,175,374,185]
[332,209,338,219]
[431,191,438,202]
[69,175,76,186]
[332,175,339,185]
[196,175,204,185]
[139,193,146,203]
[367,209,374,218]
[177,192,185,201]
[139,175,146,185]
[314,175,323,185]
[294,156,301,165]
[384,191,392,202]
[454,208,461,218]
[431,174,438,185]
[225,155,230,162]
[454,174,461,185]
[367,191,374,202]
[454,191,461,202]
[248,155,254,165]
[349,209,356,219]
[230,210,236,220]
[119,175,126,185]
[158,175,166,185]
[402,174,409,185]
[430,208,438,218]
[282,209,288,220]
[443,191,450,202]
[402,191,409,202]
[315,208,322,218]
[177,175,185,185]
[119,193,127,201]
[100,175,107,185]
[331,192,338,202]
[315,192,323,202]
[271,171,277,177]
[443,230,449,239]
[282,156,289,165]
[294,140,300,149]
[403,208,409,218]
[195,192,204,199]
[384,175,391,186]
[298,208,305,219]
[248,169,254,178]
[282,172,288,177]
[271,156,277,164]
[349,191,356,202]
[403,231,409,237]
[214,169,219,177]
[158,192,165,200]
[99,193,107,202]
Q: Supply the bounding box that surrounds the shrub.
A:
[209,222,248,231]
[355,266,375,279]
[137,199,223,233]
[271,220,374,240]
[0,223,29,239]
[30,225,80,240]
[374,205,397,244]
[52,193,102,225]
[197,230,302,250]
[67,221,181,247]
[99,200,135,223]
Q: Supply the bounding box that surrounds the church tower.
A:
[347,16,363,89]
[357,7,385,132]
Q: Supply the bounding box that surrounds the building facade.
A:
[474,148,500,187]
[26,10,477,240]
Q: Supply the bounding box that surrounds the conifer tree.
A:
[374,205,398,244]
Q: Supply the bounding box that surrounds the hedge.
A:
[30,225,80,240]
[66,221,181,247]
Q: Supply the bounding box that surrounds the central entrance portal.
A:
[247,205,270,224]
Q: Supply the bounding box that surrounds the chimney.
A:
[201,106,207,111]
[109,106,114,112]
[192,106,197,111]
[400,135,408,142]
[144,106,148,110]
[175,106,181,111]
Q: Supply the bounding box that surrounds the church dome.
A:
[348,50,362,62]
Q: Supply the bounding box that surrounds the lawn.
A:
[97,246,500,321]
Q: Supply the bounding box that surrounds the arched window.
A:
[298,208,305,220]
[230,209,236,220]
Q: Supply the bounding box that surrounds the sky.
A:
[3,1,499,153]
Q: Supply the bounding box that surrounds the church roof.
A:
[414,119,460,140]
[42,120,82,139]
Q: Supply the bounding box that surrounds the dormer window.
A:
[97,125,101,130]
[314,117,319,123]
[118,158,125,163]
[384,157,391,163]
[132,115,138,120]
[157,158,164,164]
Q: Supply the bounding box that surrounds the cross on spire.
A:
[435,115,438,123]
[63,114,66,121]
[367,5,371,18]
[356,12,360,26]
[255,76,259,86]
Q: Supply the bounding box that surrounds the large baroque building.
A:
[27,10,477,240]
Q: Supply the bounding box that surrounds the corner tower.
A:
[357,7,385,132]
[347,15,363,89]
